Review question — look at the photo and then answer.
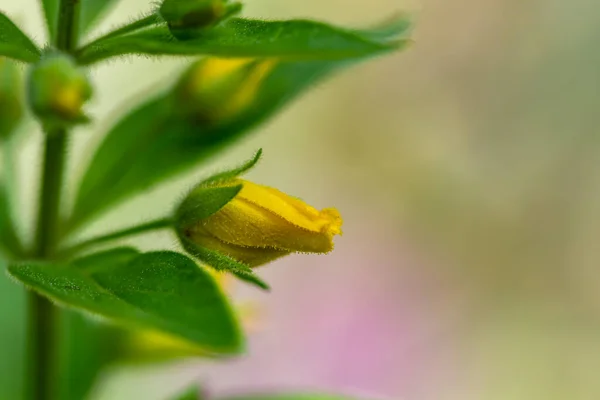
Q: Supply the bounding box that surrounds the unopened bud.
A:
[27,54,93,129]
[0,58,24,140]
[173,57,276,125]
[175,154,343,269]
[159,0,242,40]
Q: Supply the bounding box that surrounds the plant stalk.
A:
[27,1,81,399]
[60,217,173,258]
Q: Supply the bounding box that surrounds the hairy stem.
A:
[27,1,81,399]
[60,217,174,258]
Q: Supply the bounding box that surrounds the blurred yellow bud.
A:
[0,57,24,140]
[173,57,276,125]
[27,54,92,128]
[182,179,343,267]
[159,0,242,39]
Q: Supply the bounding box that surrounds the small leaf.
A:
[80,0,122,36]
[8,249,244,353]
[176,184,243,229]
[181,238,270,290]
[40,0,59,42]
[0,12,41,63]
[76,17,410,65]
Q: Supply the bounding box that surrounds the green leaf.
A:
[8,248,244,354]
[68,16,411,232]
[0,257,27,400]
[180,237,270,291]
[218,395,356,400]
[40,0,58,42]
[76,17,410,65]
[80,0,121,36]
[0,12,41,63]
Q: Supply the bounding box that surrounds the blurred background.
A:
[2,0,600,399]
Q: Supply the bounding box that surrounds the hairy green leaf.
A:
[76,17,409,65]
[0,12,41,62]
[40,0,59,42]
[180,237,270,290]
[68,16,411,232]
[80,0,121,35]
[8,248,243,353]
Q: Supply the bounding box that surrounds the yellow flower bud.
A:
[27,53,92,128]
[183,179,343,267]
[173,57,276,125]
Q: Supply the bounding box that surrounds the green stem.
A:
[60,217,173,258]
[27,1,81,399]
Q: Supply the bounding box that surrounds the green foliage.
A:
[68,15,411,232]
[80,0,122,36]
[0,12,41,63]
[8,248,243,353]
[175,149,262,229]
[0,1,413,398]
[76,17,408,65]
[180,237,270,290]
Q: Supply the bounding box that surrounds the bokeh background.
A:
[2,0,600,399]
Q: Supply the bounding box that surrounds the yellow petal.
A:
[200,180,343,253]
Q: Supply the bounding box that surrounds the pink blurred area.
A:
[198,212,465,399]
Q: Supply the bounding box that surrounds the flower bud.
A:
[173,57,276,125]
[177,178,343,268]
[0,58,24,140]
[159,0,242,40]
[27,53,92,128]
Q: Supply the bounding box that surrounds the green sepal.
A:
[8,248,244,354]
[181,237,270,290]
[176,184,242,230]
[202,149,262,186]
[0,12,41,63]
